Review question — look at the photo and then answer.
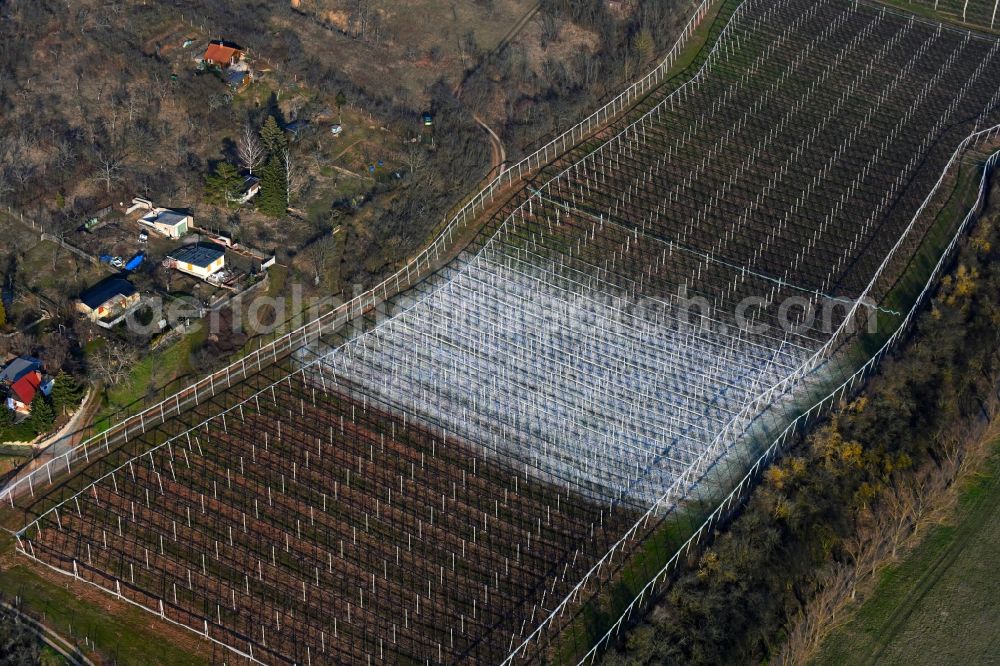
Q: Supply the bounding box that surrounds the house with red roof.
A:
[0,356,44,415]
[199,40,254,91]
[202,40,245,68]
[8,371,41,415]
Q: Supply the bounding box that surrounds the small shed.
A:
[1,356,43,415]
[284,119,310,139]
[226,68,251,90]
[238,176,261,204]
[139,208,192,239]
[0,356,41,386]
[7,372,41,414]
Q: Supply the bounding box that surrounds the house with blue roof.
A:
[75,277,141,326]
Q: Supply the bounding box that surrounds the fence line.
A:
[5,206,41,232]
[39,233,104,268]
[498,114,1000,663]
[5,205,115,268]
[5,1,998,662]
[11,113,999,666]
[0,0,720,506]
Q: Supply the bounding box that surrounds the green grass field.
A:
[0,536,212,665]
[814,442,1000,665]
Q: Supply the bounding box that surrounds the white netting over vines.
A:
[18,0,1000,664]
[307,0,1000,509]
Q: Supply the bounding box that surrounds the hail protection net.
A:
[15,0,1000,664]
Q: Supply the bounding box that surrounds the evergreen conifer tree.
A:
[50,371,85,415]
[336,90,347,123]
[204,162,243,208]
[0,403,13,434]
[28,394,55,435]
[259,154,288,217]
[260,115,287,154]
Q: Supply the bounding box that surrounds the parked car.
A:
[330,124,344,136]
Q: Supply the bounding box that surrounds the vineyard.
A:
[19,361,645,663]
[10,0,1000,663]
[897,0,1000,31]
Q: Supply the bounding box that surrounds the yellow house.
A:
[166,244,225,280]
[76,277,141,324]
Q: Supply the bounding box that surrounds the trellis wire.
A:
[9,1,1000,664]
[570,141,1000,666]
[0,0,720,508]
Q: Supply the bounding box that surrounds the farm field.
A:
[813,441,1000,666]
[309,0,1000,518]
[9,0,1000,663]
[0,532,216,666]
[883,0,1000,32]
[13,361,642,664]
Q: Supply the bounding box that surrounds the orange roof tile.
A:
[203,43,240,66]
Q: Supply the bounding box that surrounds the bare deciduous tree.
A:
[88,340,138,387]
[349,0,374,39]
[237,122,265,176]
[8,162,34,195]
[308,235,337,287]
[406,143,427,175]
[282,147,298,206]
[776,564,854,665]
[53,136,76,176]
[540,13,559,44]
[0,172,12,205]
[92,146,125,193]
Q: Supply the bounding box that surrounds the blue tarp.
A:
[124,253,145,271]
